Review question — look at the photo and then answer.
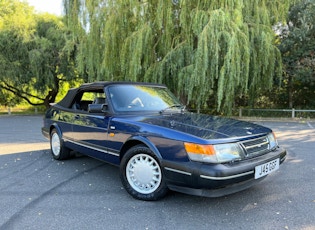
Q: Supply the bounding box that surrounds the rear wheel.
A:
[120,145,168,201]
[50,129,70,160]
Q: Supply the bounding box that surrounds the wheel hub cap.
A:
[126,154,162,194]
[51,133,60,156]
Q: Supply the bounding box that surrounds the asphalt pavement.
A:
[0,116,314,230]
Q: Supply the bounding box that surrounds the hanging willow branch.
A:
[189,9,250,112]
[64,0,294,114]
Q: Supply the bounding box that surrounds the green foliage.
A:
[0,0,78,107]
[0,0,35,39]
[64,0,293,114]
[278,0,315,108]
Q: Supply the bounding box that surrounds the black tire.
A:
[120,145,168,201]
[50,129,70,160]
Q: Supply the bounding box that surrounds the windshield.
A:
[108,85,183,113]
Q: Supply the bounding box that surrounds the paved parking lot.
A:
[0,116,314,230]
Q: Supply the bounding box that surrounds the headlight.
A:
[184,142,244,163]
[268,132,278,150]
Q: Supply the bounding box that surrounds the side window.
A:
[81,92,95,101]
[73,91,106,111]
[91,93,106,104]
[79,92,94,111]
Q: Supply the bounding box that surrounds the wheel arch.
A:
[120,136,162,161]
[49,123,62,138]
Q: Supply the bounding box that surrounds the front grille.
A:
[241,136,270,158]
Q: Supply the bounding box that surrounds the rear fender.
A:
[50,123,62,138]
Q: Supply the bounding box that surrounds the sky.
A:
[25,0,63,16]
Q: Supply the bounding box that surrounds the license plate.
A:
[255,158,279,179]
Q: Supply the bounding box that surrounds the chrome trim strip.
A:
[200,170,254,180]
[65,138,120,157]
[164,167,192,176]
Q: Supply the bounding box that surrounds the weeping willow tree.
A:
[64,0,295,114]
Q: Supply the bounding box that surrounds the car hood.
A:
[137,112,271,140]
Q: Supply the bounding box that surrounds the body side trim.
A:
[200,170,254,181]
[164,167,192,176]
[64,138,120,157]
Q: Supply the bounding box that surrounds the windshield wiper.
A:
[160,104,186,114]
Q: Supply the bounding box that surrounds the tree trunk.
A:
[44,75,60,108]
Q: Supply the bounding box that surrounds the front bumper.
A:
[163,147,286,197]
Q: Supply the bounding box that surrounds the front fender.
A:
[122,135,162,160]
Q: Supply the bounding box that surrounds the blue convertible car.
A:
[42,82,286,200]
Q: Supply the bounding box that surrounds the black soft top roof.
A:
[57,82,108,108]
[56,81,165,108]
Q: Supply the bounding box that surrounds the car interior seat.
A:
[93,97,106,104]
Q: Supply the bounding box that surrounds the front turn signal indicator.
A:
[184,143,216,155]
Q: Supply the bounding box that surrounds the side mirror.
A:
[88,104,108,113]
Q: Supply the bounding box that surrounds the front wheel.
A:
[120,145,168,201]
[50,129,70,160]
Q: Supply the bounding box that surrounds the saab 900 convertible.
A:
[42,82,286,200]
